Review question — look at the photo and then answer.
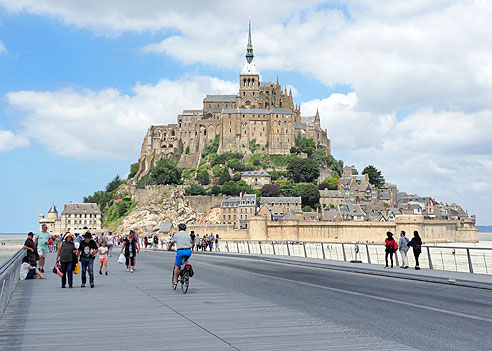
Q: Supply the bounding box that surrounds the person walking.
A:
[78,232,98,288]
[208,234,215,252]
[195,234,200,251]
[56,233,77,288]
[153,235,159,251]
[215,234,220,252]
[98,240,109,275]
[399,230,410,269]
[121,230,139,272]
[106,232,114,257]
[408,231,423,270]
[190,231,196,251]
[23,232,38,266]
[35,224,51,273]
[384,232,397,268]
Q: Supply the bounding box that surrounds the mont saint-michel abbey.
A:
[136,20,331,178]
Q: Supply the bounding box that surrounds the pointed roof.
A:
[281,209,299,221]
[276,76,279,87]
[48,205,58,214]
[246,16,254,64]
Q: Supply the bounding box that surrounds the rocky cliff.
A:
[114,185,220,235]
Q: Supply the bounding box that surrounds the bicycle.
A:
[171,262,193,294]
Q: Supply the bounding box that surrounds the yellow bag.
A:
[74,263,80,274]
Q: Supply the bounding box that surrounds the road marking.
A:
[198,260,492,324]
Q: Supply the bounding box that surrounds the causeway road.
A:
[1,250,491,350]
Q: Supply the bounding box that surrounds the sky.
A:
[0,0,491,232]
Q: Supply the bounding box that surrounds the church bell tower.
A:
[239,17,260,108]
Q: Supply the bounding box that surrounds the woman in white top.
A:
[20,256,46,280]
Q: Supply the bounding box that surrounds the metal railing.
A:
[0,249,25,319]
[218,241,492,275]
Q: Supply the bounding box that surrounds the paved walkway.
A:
[0,251,419,351]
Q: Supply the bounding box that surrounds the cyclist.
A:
[168,223,192,288]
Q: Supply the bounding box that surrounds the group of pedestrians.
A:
[384,230,422,270]
[191,232,220,252]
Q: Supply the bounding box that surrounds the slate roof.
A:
[379,192,391,201]
[281,210,299,221]
[62,203,100,215]
[241,171,271,177]
[322,208,338,221]
[240,194,256,206]
[48,205,58,214]
[320,190,343,198]
[222,108,293,115]
[339,204,366,217]
[261,197,301,204]
[221,197,241,207]
[203,95,237,102]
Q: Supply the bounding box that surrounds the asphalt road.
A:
[143,250,492,351]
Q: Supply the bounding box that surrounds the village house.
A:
[221,193,256,229]
[260,196,302,220]
[241,171,271,189]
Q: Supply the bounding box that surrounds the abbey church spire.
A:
[246,16,254,64]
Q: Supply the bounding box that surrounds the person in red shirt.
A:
[384,232,397,268]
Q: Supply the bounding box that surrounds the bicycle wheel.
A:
[181,270,189,294]
[171,268,177,290]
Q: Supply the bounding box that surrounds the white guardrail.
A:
[217,241,492,275]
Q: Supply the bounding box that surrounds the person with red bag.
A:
[384,232,398,268]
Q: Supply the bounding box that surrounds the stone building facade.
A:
[221,193,257,229]
[135,20,331,179]
[241,171,271,189]
[39,202,102,235]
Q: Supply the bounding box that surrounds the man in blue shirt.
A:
[35,224,51,273]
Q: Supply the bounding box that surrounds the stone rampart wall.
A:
[185,195,225,213]
[195,215,478,243]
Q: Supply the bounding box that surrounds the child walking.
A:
[98,240,109,275]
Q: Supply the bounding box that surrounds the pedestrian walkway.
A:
[0,251,419,351]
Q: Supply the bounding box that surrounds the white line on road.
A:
[198,259,492,324]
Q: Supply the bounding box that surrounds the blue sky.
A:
[1,1,491,232]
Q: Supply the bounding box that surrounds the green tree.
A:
[287,157,320,183]
[185,146,190,154]
[294,183,321,208]
[185,184,207,195]
[321,173,339,190]
[362,165,385,188]
[232,172,241,181]
[136,174,156,188]
[277,179,297,197]
[105,175,122,193]
[261,183,281,197]
[302,205,313,212]
[326,155,344,173]
[209,185,222,195]
[227,158,246,172]
[295,137,316,156]
[128,161,140,179]
[202,134,220,158]
[151,158,182,185]
[195,168,210,185]
[218,168,231,185]
[212,165,224,177]
[249,139,260,153]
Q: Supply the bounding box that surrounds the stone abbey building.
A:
[135,20,331,179]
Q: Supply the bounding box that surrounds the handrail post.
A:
[321,242,326,260]
[236,241,239,253]
[427,246,433,269]
[247,241,250,254]
[259,242,263,255]
[286,242,290,256]
[303,242,307,257]
[226,241,229,252]
[467,248,474,273]
[272,241,276,255]
[342,243,347,261]
[395,251,400,267]
[366,244,371,264]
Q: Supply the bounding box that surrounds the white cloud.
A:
[302,92,492,224]
[3,1,492,115]
[0,129,30,151]
[0,41,6,54]
[6,76,236,159]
